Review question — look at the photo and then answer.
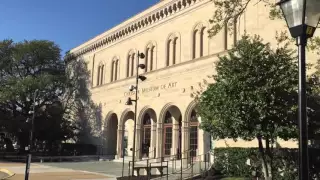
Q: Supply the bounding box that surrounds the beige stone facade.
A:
[70,0,319,160]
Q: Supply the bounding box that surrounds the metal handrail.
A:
[155,150,214,180]
[126,149,215,180]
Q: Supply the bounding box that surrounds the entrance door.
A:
[189,110,199,158]
[142,126,151,157]
[177,116,182,159]
[163,112,173,156]
[142,114,151,158]
[163,126,172,156]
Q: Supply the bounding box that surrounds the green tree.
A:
[0,39,102,154]
[0,39,73,152]
[208,0,320,53]
[64,53,103,144]
[196,35,299,179]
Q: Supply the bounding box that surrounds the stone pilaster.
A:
[196,30,201,58]
[150,123,157,158]
[156,123,163,160]
[117,126,123,159]
[182,125,189,159]
[136,125,142,160]
[171,123,179,156]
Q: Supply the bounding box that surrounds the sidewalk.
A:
[0,162,116,180]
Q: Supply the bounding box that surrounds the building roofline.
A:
[69,0,206,57]
[70,0,168,53]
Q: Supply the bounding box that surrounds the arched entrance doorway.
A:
[140,108,157,159]
[121,111,134,157]
[189,110,199,157]
[105,113,118,157]
[142,114,151,157]
[162,105,182,159]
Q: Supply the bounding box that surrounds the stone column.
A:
[198,128,205,160]
[171,122,179,157]
[195,30,200,59]
[172,39,177,65]
[147,48,152,72]
[181,124,189,158]
[156,123,163,160]
[131,53,137,76]
[198,116,210,161]
[116,125,123,159]
[150,47,154,71]
[168,40,173,66]
[136,124,142,160]
[199,29,204,57]
[150,123,157,158]
[182,123,189,168]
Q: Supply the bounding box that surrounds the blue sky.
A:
[0,0,158,55]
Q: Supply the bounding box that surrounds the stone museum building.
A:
[69,0,319,160]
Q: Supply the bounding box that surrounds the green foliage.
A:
[64,54,103,143]
[198,35,298,141]
[214,148,260,177]
[0,39,102,153]
[209,0,319,36]
[214,148,320,180]
[0,39,72,152]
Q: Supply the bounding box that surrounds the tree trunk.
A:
[257,135,270,179]
[265,137,273,180]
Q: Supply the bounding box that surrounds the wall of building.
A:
[70,0,320,158]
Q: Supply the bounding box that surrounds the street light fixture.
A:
[276,0,320,179]
[25,89,38,180]
[125,51,146,177]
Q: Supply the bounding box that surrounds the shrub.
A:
[213,147,320,179]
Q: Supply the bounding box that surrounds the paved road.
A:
[0,160,208,180]
[0,162,116,180]
[43,161,129,177]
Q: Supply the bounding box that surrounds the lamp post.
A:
[25,89,38,180]
[125,51,146,177]
[276,0,320,179]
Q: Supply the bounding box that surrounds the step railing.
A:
[125,149,215,180]
[160,149,214,180]
[127,149,193,179]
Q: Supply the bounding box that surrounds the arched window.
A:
[111,57,119,82]
[189,110,199,157]
[166,40,171,67]
[97,63,104,86]
[142,114,152,157]
[164,112,173,156]
[127,50,136,77]
[145,43,156,72]
[192,29,198,59]
[192,23,207,59]
[166,33,180,66]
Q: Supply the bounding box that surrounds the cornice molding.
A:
[70,0,206,58]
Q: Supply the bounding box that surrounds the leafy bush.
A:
[213,147,320,179]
